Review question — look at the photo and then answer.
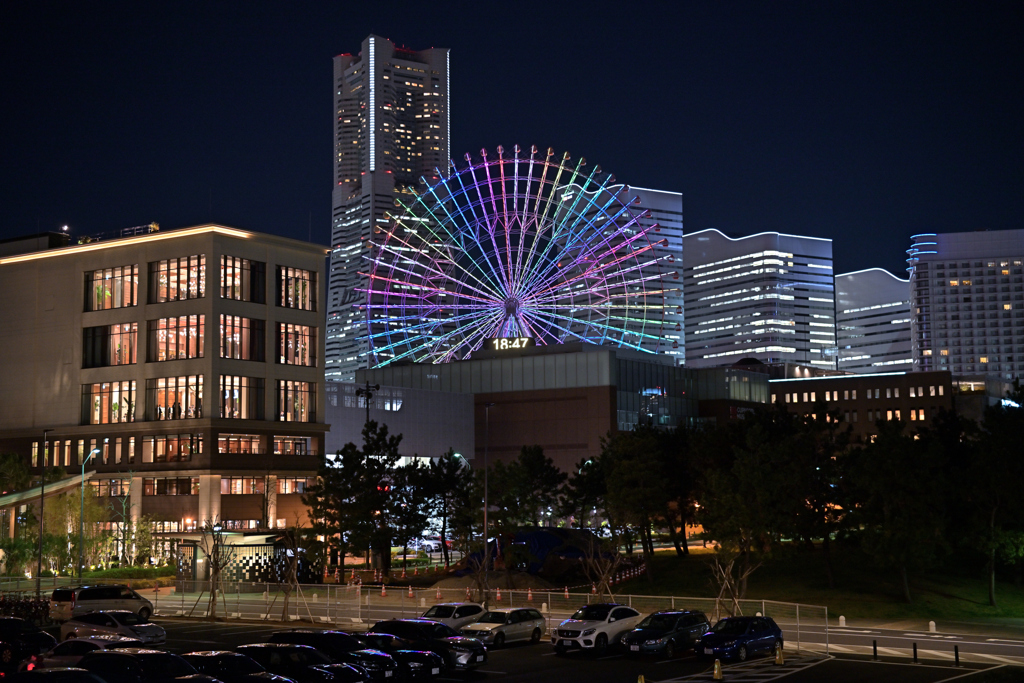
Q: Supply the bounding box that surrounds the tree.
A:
[197,520,235,619]
[0,453,31,494]
[391,460,431,568]
[303,421,403,576]
[424,450,476,567]
[514,446,566,527]
[560,456,606,530]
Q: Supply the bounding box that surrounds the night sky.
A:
[2,1,1022,276]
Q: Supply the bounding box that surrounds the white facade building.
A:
[327,35,450,381]
[907,229,1024,378]
[631,187,684,364]
[835,268,912,373]
[683,229,836,368]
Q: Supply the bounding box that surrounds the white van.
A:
[49,585,154,622]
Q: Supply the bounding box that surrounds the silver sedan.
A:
[459,608,546,647]
[60,611,166,644]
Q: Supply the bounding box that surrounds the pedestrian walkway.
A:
[660,653,829,682]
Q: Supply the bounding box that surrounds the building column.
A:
[266,475,278,529]
[130,475,143,524]
[198,474,222,524]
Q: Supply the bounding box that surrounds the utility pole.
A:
[356,381,380,426]
[38,428,53,598]
[482,402,495,601]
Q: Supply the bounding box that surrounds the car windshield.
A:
[111,613,144,625]
[357,635,390,649]
[423,606,455,618]
[225,655,264,673]
[570,606,612,622]
[477,612,509,624]
[293,648,332,665]
[137,653,197,678]
[712,620,750,636]
[638,615,678,630]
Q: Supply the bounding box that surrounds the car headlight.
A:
[723,640,736,647]
[582,629,596,636]
[646,637,668,645]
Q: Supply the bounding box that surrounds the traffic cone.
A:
[564,587,569,599]
[401,568,407,579]
[591,583,596,594]
[465,586,471,600]
[775,643,784,665]
[408,585,414,598]
[381,584,387,597]
[527,587,533,602]
[496,587,502,602]
[713,659,723,680]
[436,587,442,600]
[414,567,419,576]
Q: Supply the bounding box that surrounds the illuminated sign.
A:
[483,337,535,351]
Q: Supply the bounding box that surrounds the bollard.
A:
[420,597,426,607]
[873,640,877,660]
[913,643,918,664]
[542,602,548,613]
[839,615,846,627]
[929,621,936,633]
[775,642,784,665]
[712,659,723,680]
[954,645,959,667]
[755,612,762,617]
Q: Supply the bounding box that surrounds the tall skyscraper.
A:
[327,35,450,381]
[907,229,1024,379]
[835,268,912,373]
[683,229,836,368]
[631,187,684,364]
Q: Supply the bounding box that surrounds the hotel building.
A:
[907,229,1024,379]
[835,268,912,373]
[683,229,836,369]
[328,35,450,381]
[0,224,328,536]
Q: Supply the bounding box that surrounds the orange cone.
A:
[564,586,569,599]
[414,567,418,576]
[465,585,471,600]
[401,568,407,579]
[496,587,502,602]
[436,587,442,600]
[381,584,387,597]
[408,585,414,598]
[527,587,533,602]
[591,583,597,595]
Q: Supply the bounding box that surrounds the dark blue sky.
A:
[2,1,1022,276]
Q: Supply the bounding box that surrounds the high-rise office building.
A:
[907,229,1024,379]
[835,268,912,373]
[683,229,836,368]
[328,35,450,381]
[632,187,684,364]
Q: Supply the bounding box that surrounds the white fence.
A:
[0,577,828,652]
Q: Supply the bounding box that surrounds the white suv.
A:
[552,603,642,655]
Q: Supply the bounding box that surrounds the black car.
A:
[622,610,710,658]
[236,643,364,683]
[368,620,486,672]
[268,631,397,682]
[5,667,108,683]
[182,651,297,683]
[351,634,444,681]
[76,649,220,683]
[0,617,58,671]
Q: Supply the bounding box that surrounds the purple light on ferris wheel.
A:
[360,145,672,366]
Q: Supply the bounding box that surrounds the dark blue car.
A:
[698,617,783,662]
[622,610,710,657]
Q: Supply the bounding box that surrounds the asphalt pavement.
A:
[148,618,1021,683]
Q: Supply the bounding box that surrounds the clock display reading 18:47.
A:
[484,337,535,351]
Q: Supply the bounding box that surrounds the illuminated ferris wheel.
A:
[363,145,673,366]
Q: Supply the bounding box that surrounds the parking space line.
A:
[937,665,1007,682]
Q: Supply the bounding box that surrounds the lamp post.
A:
[355,382,380,426]
[482,402,495,599]
[78,448,101,581]
[37,429,52,598]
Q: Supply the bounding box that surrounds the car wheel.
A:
[530,628,541,644]
[138,607,151,621]
[493,633,505,648]
[665,641,675,659]
[0,645,13,665]
[737,645,747,662]
[594,633,608,657]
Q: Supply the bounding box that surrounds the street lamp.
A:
[482,402,495,600]
[37,429,52,598]
[78,448,100,581]
[355,382,380,426]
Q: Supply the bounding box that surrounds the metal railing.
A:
[0,577,827,652]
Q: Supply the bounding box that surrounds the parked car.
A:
[349,634,443,681]
[22,636,143,670]
[60,611,165,644]
[181,651,296,683]
[458,608,545,647]
[551,604,642,656]
[698,616,784,662]
[622,610,710,658]
[236,643,365,683]
[5,667,109,683]
[418,604,483,630]
[0,617,58,672]
[267,631,396,682]
[369,620,486,672]
[76,648,220,683]
[50,586,154,622]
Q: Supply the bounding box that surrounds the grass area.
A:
[611,544,1024,622]
[82,566,176,579]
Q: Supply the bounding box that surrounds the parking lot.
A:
[143,619,1017,683]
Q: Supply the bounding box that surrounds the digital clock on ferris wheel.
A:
[484,337,535,351]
